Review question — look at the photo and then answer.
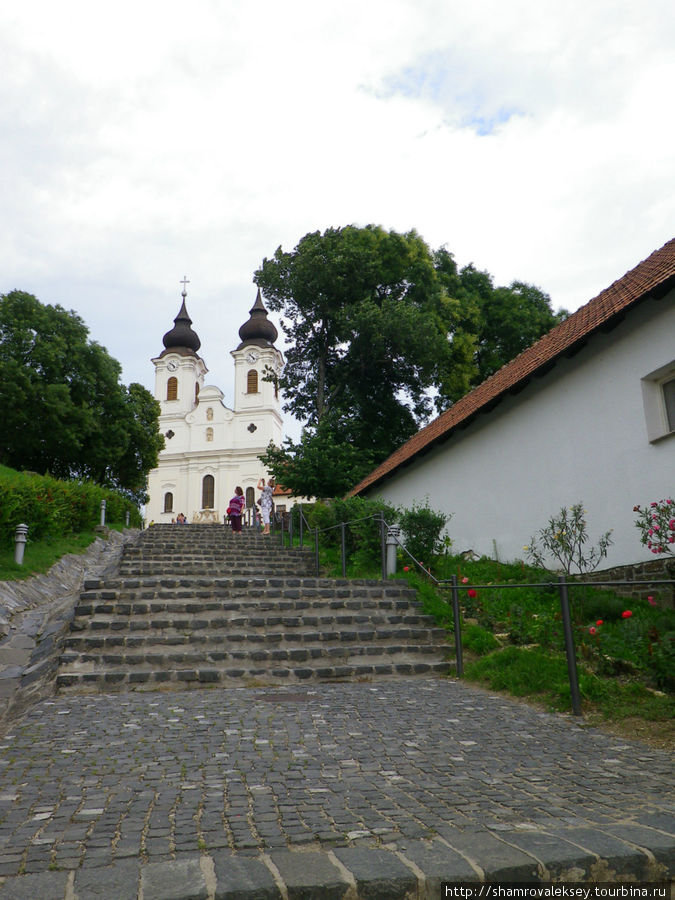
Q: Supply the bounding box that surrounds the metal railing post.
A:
[299,505,304,548]
[314,528,320,577]
[340,522,347,577]
[558,575,582,716]
[289,513,294,548]
[380,514,387,581]
[451,575,464,677]
[100,500,106,527]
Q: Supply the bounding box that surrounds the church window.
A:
[245,486,255,508]
[167,377,178,401]
[202,475,215,509]
[195,383,200,402]
[206,407,213,421]
[163,492,174,513]
[247,369,258,393]
[206,427,213,442]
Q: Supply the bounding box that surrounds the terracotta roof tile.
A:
[350,238,675,496]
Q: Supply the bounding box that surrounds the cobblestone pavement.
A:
[0,678,672,897]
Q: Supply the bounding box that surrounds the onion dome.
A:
[162,285,201,354]
[237,288,278,349]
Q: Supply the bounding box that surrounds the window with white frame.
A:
[641,362,675,441]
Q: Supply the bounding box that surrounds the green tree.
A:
[0,290,163,499]
[472,277,567,382]
[259,419,377,500]
[255,226,453,461]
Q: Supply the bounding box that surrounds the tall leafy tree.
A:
[255,225,452,460]
[0,290,163,500]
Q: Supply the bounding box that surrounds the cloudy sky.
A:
[2,0,673,439]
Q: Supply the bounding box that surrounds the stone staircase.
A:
[56,524,452,692]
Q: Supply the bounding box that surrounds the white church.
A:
[145,285,286,524]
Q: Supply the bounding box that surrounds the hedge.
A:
[0,465,142,550]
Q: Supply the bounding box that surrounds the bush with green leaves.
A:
[292,496,397,569]
[633,498,675,556]
[0,465,141,550]
[398,499,451,567]
[524,502,612,574]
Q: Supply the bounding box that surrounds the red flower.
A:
[403,566,410,572]
[467,588,478,598]
[596,619,603,626]
[647,596,657,606]
[621,610,632,618]
[589,626,597,635]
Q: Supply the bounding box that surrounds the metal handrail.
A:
[283,506,672,716]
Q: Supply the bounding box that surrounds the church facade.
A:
[145,286,284,524]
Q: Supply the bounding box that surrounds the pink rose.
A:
[467,588,478,599]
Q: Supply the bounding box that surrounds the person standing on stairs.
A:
[228,486,245,534]
[257,477,275,536]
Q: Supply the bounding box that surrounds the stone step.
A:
[56,658,452,691]
[65,620,445,644]
[83,575,417,598]
[74,592,422,630]
[60,638,448,665]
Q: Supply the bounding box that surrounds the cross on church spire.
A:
[180,276,190,298]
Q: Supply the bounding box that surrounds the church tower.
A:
[231,288,283,449]
[152,281,207,424]
[145,282,285,524]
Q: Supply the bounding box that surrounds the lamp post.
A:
[14,524,28,565]
[386,526,400,577]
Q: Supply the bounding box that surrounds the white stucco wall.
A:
[365,292,675,569]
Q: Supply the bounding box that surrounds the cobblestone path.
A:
[0,678,672,888]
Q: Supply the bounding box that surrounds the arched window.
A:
[245,486,255,508]
[206,427,213,442]
[202,475,214,509]
[247,369,258,393]
[195,382,200,403]
[206,407,213,421]
[167,377,178,401]
[163,492,174,513]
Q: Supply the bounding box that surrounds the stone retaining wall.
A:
[0,530,139,729]
[586,557,674,607]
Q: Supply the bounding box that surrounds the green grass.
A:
[464,646,675,722]
[0,525,128,582]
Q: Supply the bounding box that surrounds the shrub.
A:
[399,499,451,567]
[524,502,612,574]
[634,498,675,556]
[0,465,141,549]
